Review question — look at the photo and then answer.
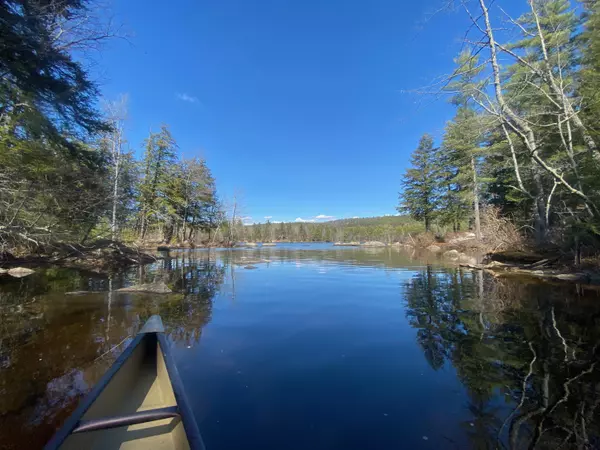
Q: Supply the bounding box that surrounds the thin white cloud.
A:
[176,92,198,103]
[264,216,273,220]
[352,216,359,219]
[315,214,335,220]
[295,217,316,223]
[272,221,282,224]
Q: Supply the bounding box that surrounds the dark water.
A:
[1,244,599,449]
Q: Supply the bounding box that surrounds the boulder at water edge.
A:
[8,267,35,278]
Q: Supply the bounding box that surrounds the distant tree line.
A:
[241,216,423,243]
[399,0,600,257]
[0,0,224,253]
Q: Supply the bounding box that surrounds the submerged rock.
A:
[0,268,8,275]
[244,265,258,270]
[8,267,35,278]
[245,242,258,247]
[117,282,172,294]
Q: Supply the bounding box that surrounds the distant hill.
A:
[326,215,418,227]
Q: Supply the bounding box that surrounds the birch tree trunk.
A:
[471,155,481,240]
[476,0,597,233]
[110,124,122,241]
[229,196,237,244]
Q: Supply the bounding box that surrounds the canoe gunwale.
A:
[157,333,205,450]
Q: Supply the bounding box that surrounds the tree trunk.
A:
[163,222,174,244]
[229,199,237,244]
[140,212,147,240]
[110,128,122,241]
[532,163,547,243]
[471,155,481,240]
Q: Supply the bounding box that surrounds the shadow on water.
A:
[404,265,600,449]
[1,245,599,449]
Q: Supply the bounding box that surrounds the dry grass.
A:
[412,232,437,248]
[480,207,525,252]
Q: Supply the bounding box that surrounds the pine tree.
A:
[581,0,600,144]
[137,126,178,239]
[398,134,439,232]
[0,0,109,149]
[442,50,488,237]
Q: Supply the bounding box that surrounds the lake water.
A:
[1,243,599,449]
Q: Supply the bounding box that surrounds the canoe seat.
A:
[73,406,181,434]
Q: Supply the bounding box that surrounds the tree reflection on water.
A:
[2,249,600,450]
[404,265,600,449]
[0,252,226,449]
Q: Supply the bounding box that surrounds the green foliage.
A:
[0,0,109,149]
[581,0,600,143]
[404,0,600,249]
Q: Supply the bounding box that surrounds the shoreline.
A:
[0,240,157,274]
[2,239,598,286]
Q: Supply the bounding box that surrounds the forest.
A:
[240,216,423,243]
[4,0,600,259]
[399,0,600,261]
[0,0,224,255]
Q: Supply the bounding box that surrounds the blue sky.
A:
[96,0,522,224]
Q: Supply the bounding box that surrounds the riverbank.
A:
[0,240,156,274]
[397,232,600,286]
[458,252,600,285]
[330,232,600,286]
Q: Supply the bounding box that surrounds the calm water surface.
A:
[1,244,599,449]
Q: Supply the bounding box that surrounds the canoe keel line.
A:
[45,316,205,450]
